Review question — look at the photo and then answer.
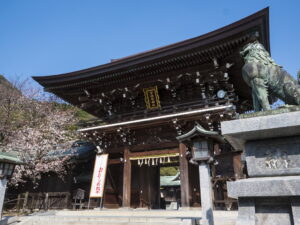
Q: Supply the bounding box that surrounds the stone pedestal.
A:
[0,178,7,219]
[199,162,214,225]
[221,111,300,225]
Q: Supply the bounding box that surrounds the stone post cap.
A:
[221,110,300,150]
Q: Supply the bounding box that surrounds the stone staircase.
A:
[16,209,237,225]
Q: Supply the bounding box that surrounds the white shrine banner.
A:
[90,154,108,198]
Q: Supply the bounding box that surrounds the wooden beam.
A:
[122,148,131,207]
[179,143,190,207]
[128,148,179,158]
[108,159,122,165]
[107,142,178,154]
[129,142,179,152]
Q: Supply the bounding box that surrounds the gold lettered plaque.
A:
[143,86,161,110]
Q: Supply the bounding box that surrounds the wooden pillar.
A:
[122,148,131,207]
[44,193,49,210]
[16,194,21,211]
[179,143,190,207]
[233,152,243,179]
[22,192,29,213]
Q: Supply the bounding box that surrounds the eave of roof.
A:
[32,8,269,89]
[79,105,233,133]
[47,142,96,160]
[0,152,23,164]
[160,172,181,186]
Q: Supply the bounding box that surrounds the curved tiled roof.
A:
[32,8,269,91]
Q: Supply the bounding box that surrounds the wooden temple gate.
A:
[33,8,270,210]
[123,148,178,208]
[78,105,244,209]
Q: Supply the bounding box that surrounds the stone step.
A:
[18,216,183,225]
[17,210,237,225]
[21,222,182,225]
[21,221,182,225]
[24,216,182,222]
[54,209,202,217]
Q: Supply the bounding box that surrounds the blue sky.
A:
[0,0,299,85]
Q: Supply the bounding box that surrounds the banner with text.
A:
[90,154,108,198]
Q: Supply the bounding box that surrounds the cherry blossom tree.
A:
[0,76,80,186]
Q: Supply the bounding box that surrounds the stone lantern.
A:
[191,139,213,161]
[0,152,23,218]
[177,123,225,225]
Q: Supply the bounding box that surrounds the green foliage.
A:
[0,75,6,83]
[0,75,10,86]
[0,75,20,92]
[74,109,97,121]
[64,124,78,132]
[51,102,73,111]
[160,166,179,176]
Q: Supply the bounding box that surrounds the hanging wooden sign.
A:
[90,154,108,198]
[143,86,161,110]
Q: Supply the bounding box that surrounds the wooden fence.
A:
[4,192,71,213]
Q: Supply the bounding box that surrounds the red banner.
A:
[90,154,108,198]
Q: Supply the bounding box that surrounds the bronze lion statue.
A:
[240,41,300,111]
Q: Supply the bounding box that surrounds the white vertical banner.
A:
[90,154,109,198]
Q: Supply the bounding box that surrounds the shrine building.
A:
[33,8,270,210]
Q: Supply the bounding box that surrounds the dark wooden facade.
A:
[33,8,270,210]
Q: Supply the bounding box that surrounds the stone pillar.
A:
[235,198,255,225]
[179,143,190,208]
[199,161,214,225]
[0,178,8,218]
[291,197,300,225]
[122,148,131,208]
